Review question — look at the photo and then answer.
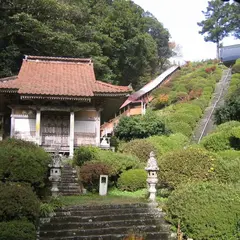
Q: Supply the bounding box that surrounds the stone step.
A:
[39,231,170,240]
[40,225,165,238]
[59,186,80,190]
[41,219,169,231]
[59,183,79,187]
[60,203,149,211]
[49,212,161,223]
[60,192,81,196]
[54,207,157,217]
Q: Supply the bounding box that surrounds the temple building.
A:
[0,56,130,156]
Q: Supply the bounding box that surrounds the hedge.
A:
[158,147,216,189]
[166,182,240,240]
[215,150,240,184]
[0,138,50,190]
[118,169,147,192]
[0,220,36,240]
[73,146,98,166]
[118,138,156,163]
[0,182,40,222]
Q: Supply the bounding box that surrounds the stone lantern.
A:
[48,149,62,197]
[145,151,159,202]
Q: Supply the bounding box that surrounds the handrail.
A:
[197,68,231,143]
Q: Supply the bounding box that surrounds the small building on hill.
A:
[0,56,130,156]
[220,44,240,66]
[101,65,180,136]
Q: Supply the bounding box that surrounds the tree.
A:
[197,0,231,59]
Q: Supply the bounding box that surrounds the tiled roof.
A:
[0,56,130,98]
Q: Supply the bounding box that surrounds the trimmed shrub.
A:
[232,59,240,74]
[114,111,169,141]
[0,138,50,190]
[215,150,240,184]
[118,139,156,163]
[73,146,98,166]
[166,113,196,128]
[158,147,216,189]
[93,150,142,177]
[0,220,36,240]
[215,121,240,132]
[147,133,189,157]
[79,162,110,191]
[200,131,231,152]
[118,169,147,192]
[166,182,240,240]
[0,182,40,222]
[165,121,192,137]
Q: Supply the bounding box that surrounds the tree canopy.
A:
[0,0,172,89]
[198,0,240,59]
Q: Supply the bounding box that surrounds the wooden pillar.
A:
[96,110,101,146]
[69,111,75,158]
[36,110,41,145]
[10,109,15,137]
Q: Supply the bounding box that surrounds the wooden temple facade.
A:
[0,56,130,156]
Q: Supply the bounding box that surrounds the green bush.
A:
[232,60,240,74]
[73,146,98,166]
[165,121,192,137]
[0,182,40,222]
[0,138,50,190]
[166,182,240,240]
[114,111,169,141]
[118,139,156,163]
[93,149,142,177]
[79,162,110,192]
[166,113,196,128]
[200,131,231,152]
[0,220,36,240]
[215,150,240,184]
[215,121,240,132]
[118,169,147,191]
[158,147,216,189]
[147,133,189,157]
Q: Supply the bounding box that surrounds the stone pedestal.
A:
[48,149,62,197]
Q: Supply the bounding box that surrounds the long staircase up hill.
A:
[192,68,232,143]
[39,203,175,240]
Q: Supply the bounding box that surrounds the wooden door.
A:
[41,113,69,147]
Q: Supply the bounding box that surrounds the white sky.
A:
[133,0,240,61]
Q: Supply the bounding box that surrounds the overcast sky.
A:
[133,0,240,61]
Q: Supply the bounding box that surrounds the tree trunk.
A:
[216,41,220,60]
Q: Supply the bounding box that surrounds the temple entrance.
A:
[41,112,70,150]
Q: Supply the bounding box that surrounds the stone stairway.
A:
[58,164,82,196]
[39,203,174,240]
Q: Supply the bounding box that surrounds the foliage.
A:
[0,220,36,240]
[92,149,142,182]
[200,131,232,151]
[232,59,240,74]
[165,121,192,137]
[166,181,240,240]
[0,0,171,89]
[0,182,40,222]
[118,139,156,163]
[79,162,110,192]
[214,120,240,132]
[158,147,216,190]
[115,111,169,141]
[215,93,240,123]
[73,146,98,167]
[147,133,189,157]
[215,150,240,184]
[0,138,50,191]
[118,169,147,192]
